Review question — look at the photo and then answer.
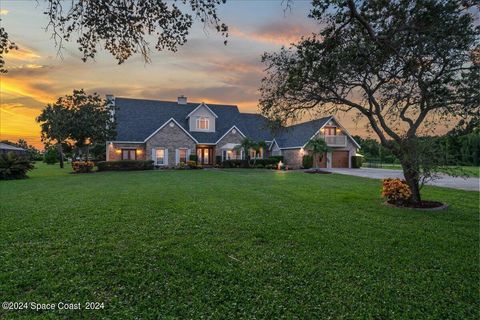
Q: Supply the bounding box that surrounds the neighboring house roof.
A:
[113,97,359,148]
[0,143,26,151]
[274,117,332,148]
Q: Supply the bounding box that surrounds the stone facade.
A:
[214,128,245,158]
[107,143,146,161]
[282,148,303,169]
[145,121,196,167]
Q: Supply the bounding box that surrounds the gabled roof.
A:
[186,103,218,119]
[113,97,359,148]
[274,117,332,149]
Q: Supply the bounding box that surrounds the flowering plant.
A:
[382,178,412,204]
[72,161,94,173]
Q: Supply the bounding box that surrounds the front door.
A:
[196,146,214,165]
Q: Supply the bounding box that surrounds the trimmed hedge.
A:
[351,156,364,168]
[268,156,284,162]
[97,160,154,171]
[222,158,282,168]
[302,155,313,169]
[189,154,198,162]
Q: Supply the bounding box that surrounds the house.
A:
[106,96,360,168]
[0,142,27,156]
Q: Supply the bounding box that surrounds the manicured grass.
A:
[363,163,480,177]
[1,163,478,319]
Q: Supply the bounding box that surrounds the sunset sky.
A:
[0,1,461,149]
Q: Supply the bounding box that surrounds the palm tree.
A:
[305,138,331,168]
[234,138,267,167]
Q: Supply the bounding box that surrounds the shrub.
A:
[72,161,94,173]
[222,160,249,168]
[265,164,277,169]
[254,163,265,169]
[44,148,58,164]
[97,160,154,171]
[0,152,34,180]
[302,155,313,169]
[351,155,364,168]
[186,160,202,169]
[382,178,412,205]
[189,154,198,162]
[215,155,222,165]
[268,156,284,162]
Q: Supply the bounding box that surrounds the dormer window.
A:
[196,117,209,130]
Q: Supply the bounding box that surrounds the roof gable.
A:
[186,103,218,119]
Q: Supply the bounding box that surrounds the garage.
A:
[332,151,349,168]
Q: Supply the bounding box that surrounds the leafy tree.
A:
[36,103,72,168]
[305,138,331,168]
[260,0,479,203]
[43,147,59,165]
[64,90,116,161]
[1,0,227,71]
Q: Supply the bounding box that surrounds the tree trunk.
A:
[57,143,64,169]
[400,161,422,204]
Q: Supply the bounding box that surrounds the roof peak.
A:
[116,96,238,108]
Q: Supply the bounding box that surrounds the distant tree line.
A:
[354,118,480,167]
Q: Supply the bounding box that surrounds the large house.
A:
[106,96,360,168]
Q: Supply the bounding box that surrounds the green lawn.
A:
[363,163,480,177]
[1,163,479,319]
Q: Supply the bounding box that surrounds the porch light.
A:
[115,149,121,154]
[137,149,143,154]
[300,148,304,155]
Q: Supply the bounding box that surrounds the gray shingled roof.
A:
[0,142,26,151]
[274,117,332,148]
[114,97,334,148]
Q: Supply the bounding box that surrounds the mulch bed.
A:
[304,169,332,174]
[385,200,448,211]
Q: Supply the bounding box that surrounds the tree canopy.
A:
[259,0,479,203]
[0,0,228,71]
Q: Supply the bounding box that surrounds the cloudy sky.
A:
[0,1,412,148]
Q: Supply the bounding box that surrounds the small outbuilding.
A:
[0,142,27,155]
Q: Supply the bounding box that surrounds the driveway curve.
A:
[325,168,479,192]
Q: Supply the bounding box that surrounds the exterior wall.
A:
[188,105,216,132]
[215,129,245,158]
[107,143,146,161]
[282,148,303,169]
[145,121,196,167]
[312,123,358,168]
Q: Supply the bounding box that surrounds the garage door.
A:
[332,151,349,168]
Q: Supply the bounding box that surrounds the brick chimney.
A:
[177,95,187,105]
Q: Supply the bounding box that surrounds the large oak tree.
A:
[0,0,227,71]
[259,0,479,203]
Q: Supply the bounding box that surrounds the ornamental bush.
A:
[382,178,412,205]
[71,161,94,173]
[43,147,58,164]
[302,155,313,169]
[189,154,198,162]
[97,160,154,171]
[0,152,35,180]
[351,155,364,168]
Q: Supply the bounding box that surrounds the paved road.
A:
[325,168,479,192]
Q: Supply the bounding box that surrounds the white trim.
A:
[280,146,303,150]
[269,139,280,151]
[330,116,361,149]
[153,147,167,166]
[195,116,210,131]
[214,126,246,144]
[185,103,219,119]
[110,140,143,143]
[143,118,198,143]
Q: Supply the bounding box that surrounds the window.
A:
[178,149,187,163]
[122,149,136,160]
[155,148,165,165]
[196,117,209,130]
[324,126,337,136]
[249,148,263,159]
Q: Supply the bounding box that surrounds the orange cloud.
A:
[230,22,316,46]
[4,45,41,62]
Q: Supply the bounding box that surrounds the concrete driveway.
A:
[325,168,479,192]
